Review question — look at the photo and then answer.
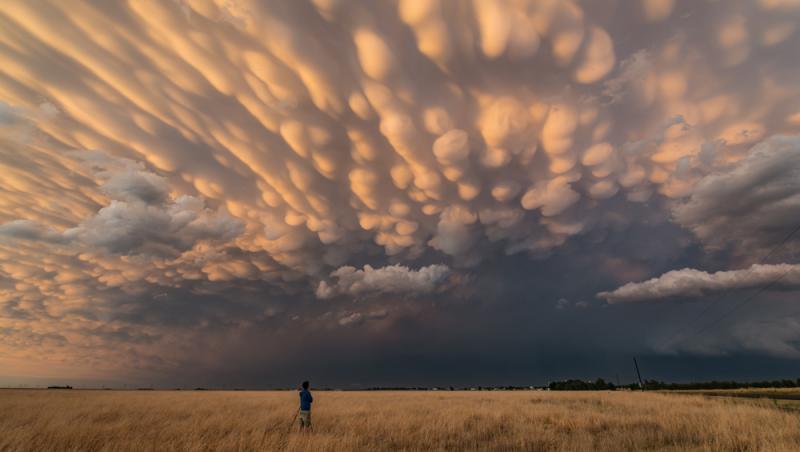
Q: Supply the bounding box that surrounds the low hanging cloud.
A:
[316,264,451,300]
[598,263,800,303]
[2,153,244,257]
[68,194,243,256]
[337,312,364,327]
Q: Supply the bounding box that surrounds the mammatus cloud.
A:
[316,264,450,299]
[3,0,799,270]
[1,0,800,379]
[599,263,800,303]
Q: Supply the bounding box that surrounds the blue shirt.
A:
[299,389,313,411]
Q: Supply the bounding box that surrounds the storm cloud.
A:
[673,135,800,254]
[2,0,800,386]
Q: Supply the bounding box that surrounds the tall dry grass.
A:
[2,389,799,451]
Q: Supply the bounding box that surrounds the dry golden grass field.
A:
[2,389,800,451]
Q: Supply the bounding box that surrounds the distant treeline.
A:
[548,379,618,391]
[359,386,537,391]
[638,379,800,390]
[547,378,800,391]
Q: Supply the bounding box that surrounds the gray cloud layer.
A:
[674,135,800,254]
[1,154,245,257]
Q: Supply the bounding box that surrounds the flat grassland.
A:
[2,389,800,451]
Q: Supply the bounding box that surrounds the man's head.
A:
[302,380,309,389]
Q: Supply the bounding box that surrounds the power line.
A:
[651,222,800,351]
[677,272,789,344]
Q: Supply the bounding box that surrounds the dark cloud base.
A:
[146,235,800,388]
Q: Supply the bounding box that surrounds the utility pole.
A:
[633,357,645,390]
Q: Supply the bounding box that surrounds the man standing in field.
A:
[298,380,313,432]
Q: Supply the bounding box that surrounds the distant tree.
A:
[548,379,617,391]
[616,379,800,391]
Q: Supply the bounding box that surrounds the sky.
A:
[2,0,800,388]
